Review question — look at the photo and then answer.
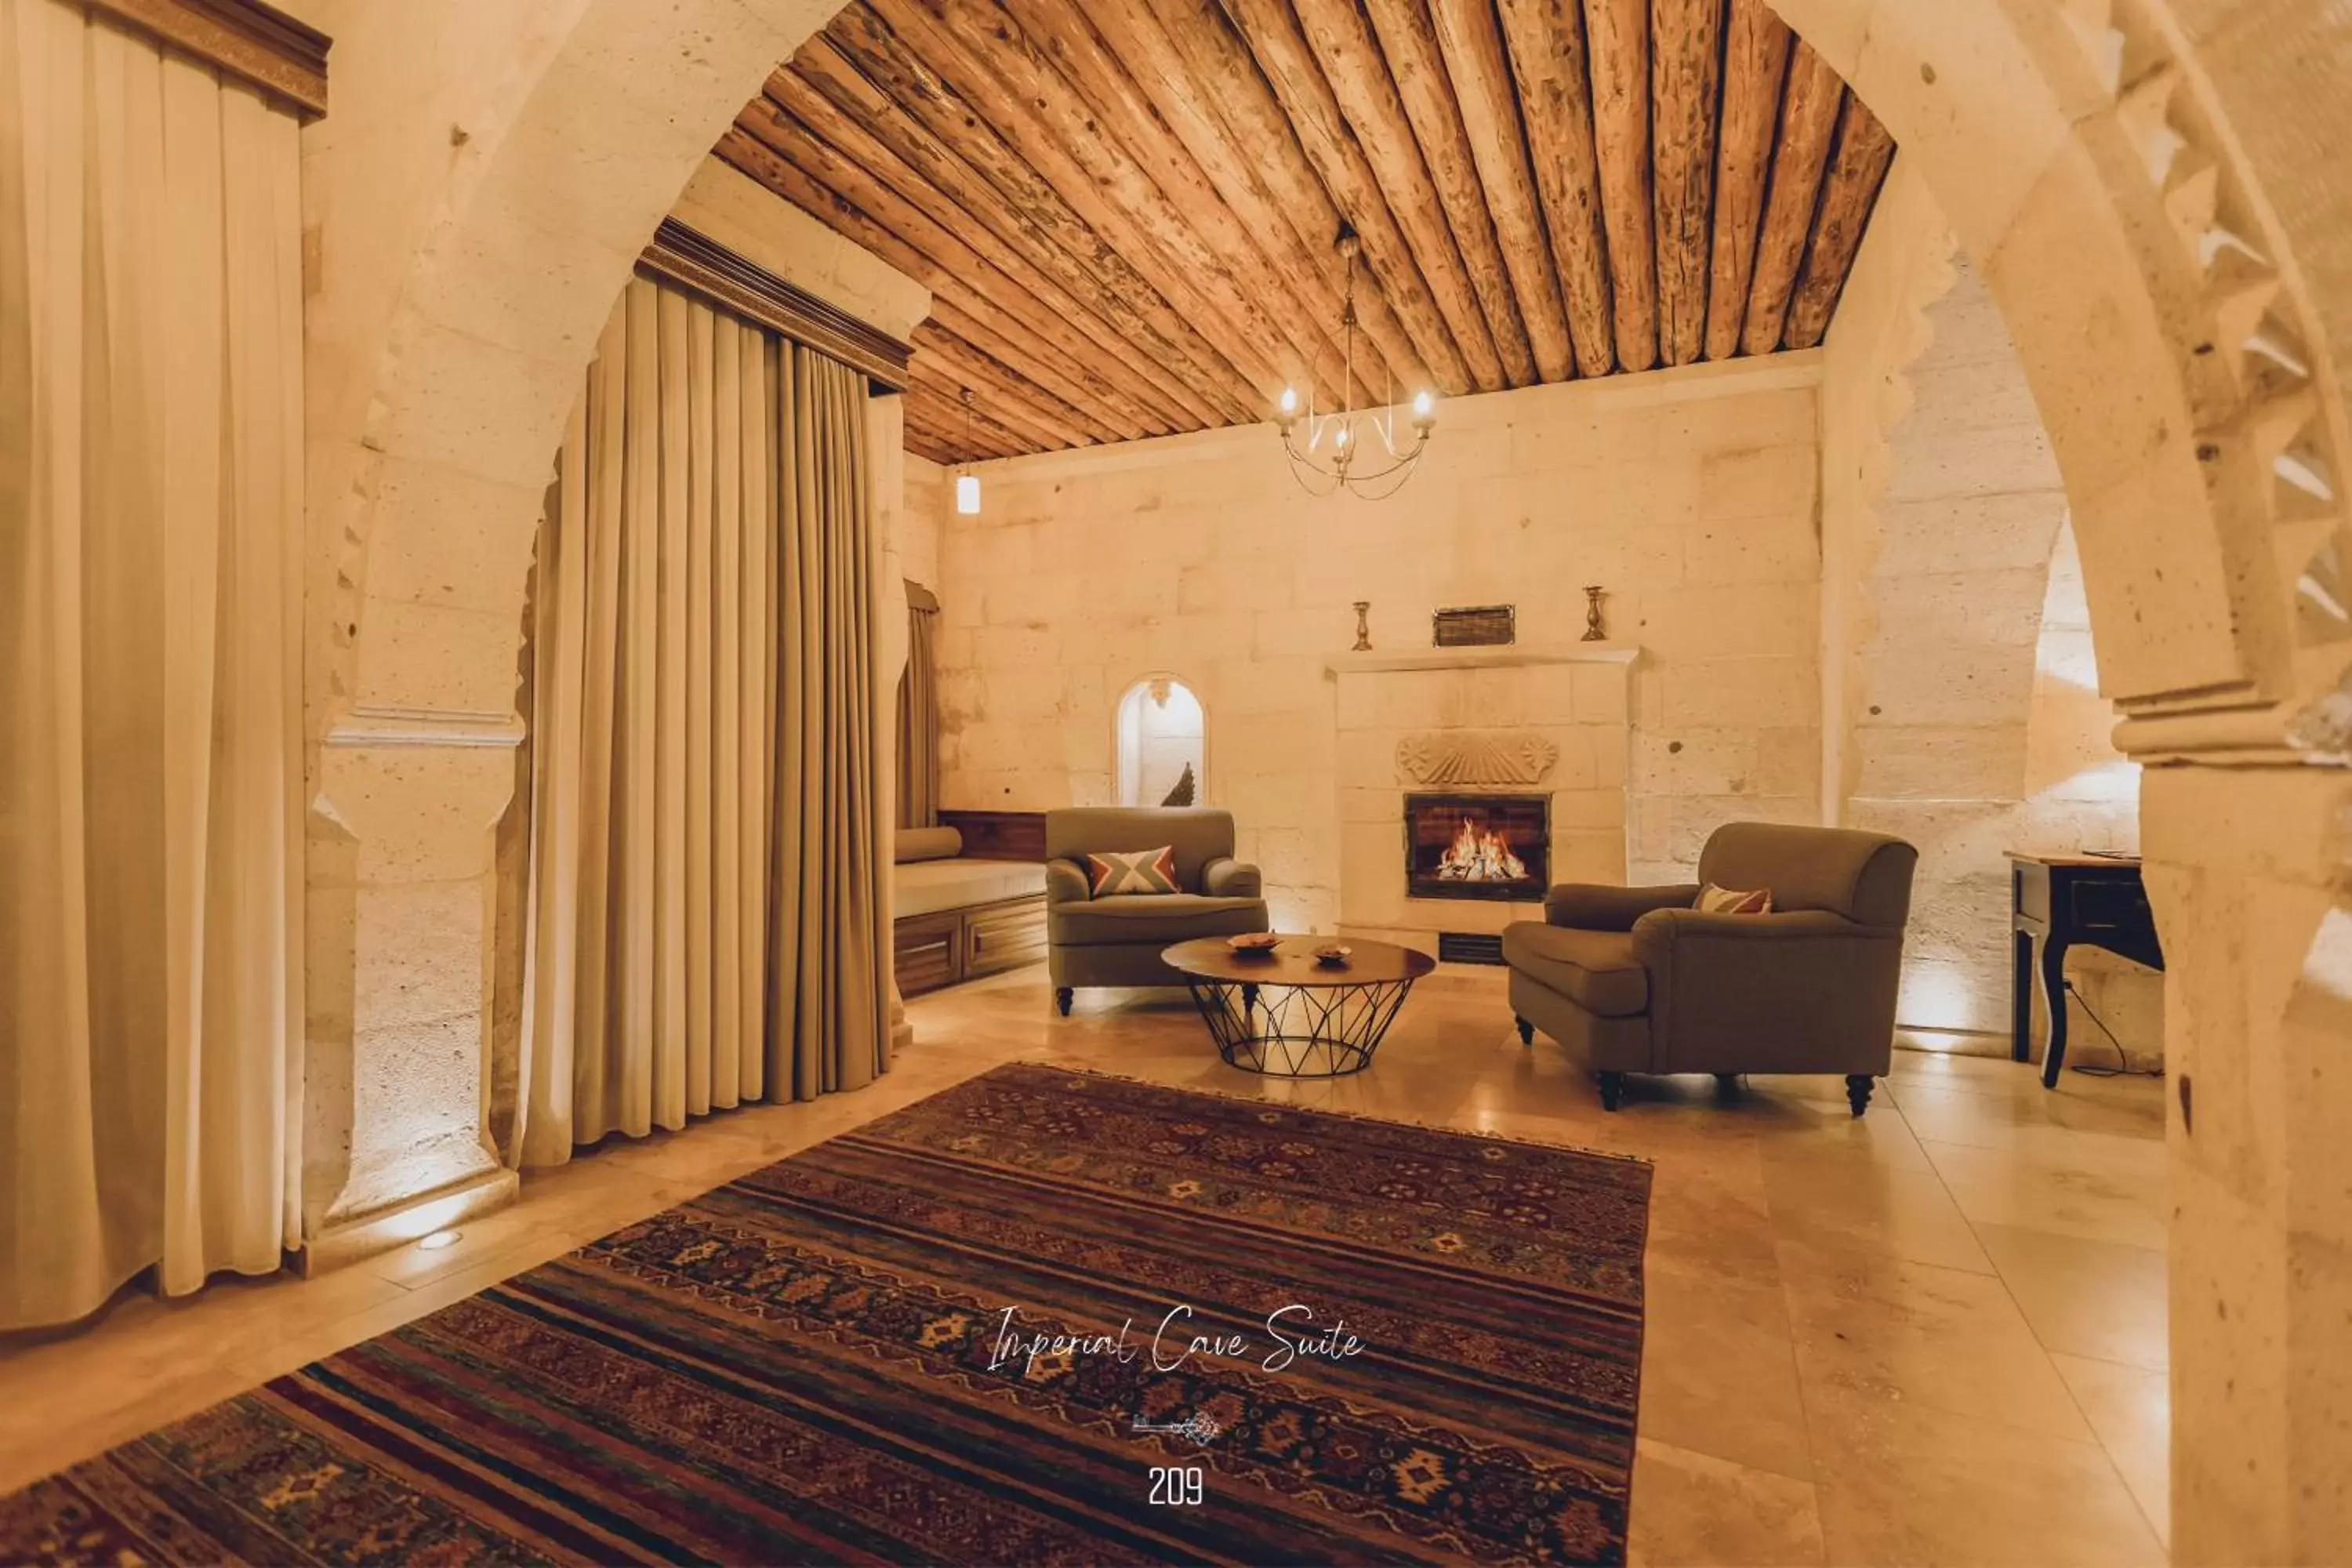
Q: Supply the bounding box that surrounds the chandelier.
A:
[1274,226,1437,500]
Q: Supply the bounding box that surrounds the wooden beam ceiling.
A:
[723,0,1895,464]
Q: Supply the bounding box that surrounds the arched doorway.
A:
[303,2,2352,1558]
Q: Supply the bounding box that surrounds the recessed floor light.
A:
[417,1229,462,1251]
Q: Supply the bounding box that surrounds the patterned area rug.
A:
[3,1063,1652,1565]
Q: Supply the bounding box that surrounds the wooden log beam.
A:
[1068,0,1424,405]
[1493,0,1614,376]
[1328,0,1537,386]
[1197,0,1487,394]
[732,101,1191,437]
[1650,0,1721,366]
[903,380,1031,460]
[1739,42,1845,354]
[717,124,1188,439]
[999,0,1384,412]
[925,294,1148,441]
[764,64,1198,435]
[904,426,960,466]
[1701,0,1791,359]
[906,350,1078,455]
[1583,0,1656,371]
[1781,96,1896,348]
[1134,0,1449,399]
[1424,0,1575,382]
[863,0,1298,413]
[802,17,1252,425]
[1229,0,1504,391]
[913,322,1120,450]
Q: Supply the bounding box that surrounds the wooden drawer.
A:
[893,909,962,997]
[894,893,1047,995]
[966,893,1047,978]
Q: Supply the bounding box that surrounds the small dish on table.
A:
[1312,943,1352,968]
[1225,931,1281,957]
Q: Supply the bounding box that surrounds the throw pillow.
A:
[1697,881,1773,915]
[1086,845,1181,897]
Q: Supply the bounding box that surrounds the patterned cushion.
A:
[1697,881,1773,915]
[1085,845,1180,897]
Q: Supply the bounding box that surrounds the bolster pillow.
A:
[894,826,964,864]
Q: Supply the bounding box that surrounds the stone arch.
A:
[302,2,2352,1555]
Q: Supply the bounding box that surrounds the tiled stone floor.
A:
[1,964,2170,1565]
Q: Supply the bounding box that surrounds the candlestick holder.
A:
[1352,601,1372,652]
[1581,585,1607,641]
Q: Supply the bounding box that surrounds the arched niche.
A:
[1112,675,1206,808]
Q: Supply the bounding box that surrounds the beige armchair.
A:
[1502,822,1918,1113]
[1045,808,1269,1014]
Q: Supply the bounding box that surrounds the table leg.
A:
[2038,935,2071,1089]
[2011,930,2034,1063]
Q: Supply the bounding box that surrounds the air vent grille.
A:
[1436,931,1506,965]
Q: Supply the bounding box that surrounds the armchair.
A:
[1044,808,1269,1014]
[1502,822,1918,1112]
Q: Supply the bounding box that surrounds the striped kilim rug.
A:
[2,1062,1652,1565]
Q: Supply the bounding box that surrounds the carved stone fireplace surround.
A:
[1325,643,1640,953]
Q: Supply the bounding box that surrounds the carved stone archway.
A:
[303,2,2351,1558]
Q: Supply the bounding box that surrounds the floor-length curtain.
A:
[897,584,939,829]
[0,0,304,1330]
[775,347,885,1100]
[515,277,885,1167]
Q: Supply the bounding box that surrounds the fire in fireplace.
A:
[1403,793,1549,902]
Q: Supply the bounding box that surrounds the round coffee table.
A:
[1160,935,1436,1077]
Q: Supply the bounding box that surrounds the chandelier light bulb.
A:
[1272,228,1434,500]
[956,470,981,516]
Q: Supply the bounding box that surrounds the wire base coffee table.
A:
[1161,935,1437,1077]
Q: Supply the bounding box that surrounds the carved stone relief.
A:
[1393,731,1559,786]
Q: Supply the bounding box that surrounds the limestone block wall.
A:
[1821,164,2158,1050]
[902,455,944,593]
[2023,527,2163,1067]
[928,357,1824,931]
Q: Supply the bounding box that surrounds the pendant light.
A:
[955,387,982,515]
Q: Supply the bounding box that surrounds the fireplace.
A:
[1403,793,1549,902]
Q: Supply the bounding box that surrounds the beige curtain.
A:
[514,275,885,1167]
[898,583,940,829]
[0,0,304,1330]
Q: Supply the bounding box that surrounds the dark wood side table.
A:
[2008,851,2165,1088]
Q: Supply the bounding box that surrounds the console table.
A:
[2008,851,2165,1087]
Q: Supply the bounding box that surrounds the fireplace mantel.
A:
[1327,638,1638,949]
[1323,642,1640,676]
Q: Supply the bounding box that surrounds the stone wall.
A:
[2023,525,2163,1068]
[926,356,1824,931]
[902,455,944,593]
[1820,163,2158,1052]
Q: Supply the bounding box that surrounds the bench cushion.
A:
[894,858,1047,919]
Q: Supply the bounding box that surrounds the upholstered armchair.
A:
[1044,808,1269,1014]
[1501,822,1918,1113]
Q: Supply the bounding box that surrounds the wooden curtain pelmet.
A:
[82,0,328,118]
[637,218,912,394]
